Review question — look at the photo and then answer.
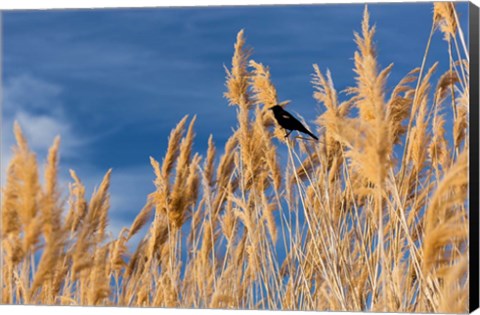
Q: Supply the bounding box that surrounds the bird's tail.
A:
[305,129,318,141]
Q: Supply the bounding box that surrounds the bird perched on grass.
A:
[269,105,318,140]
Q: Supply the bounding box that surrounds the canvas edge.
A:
[469,1,480,313]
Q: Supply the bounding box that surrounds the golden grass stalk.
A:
[433,2,457,41]
[224,29,251,109]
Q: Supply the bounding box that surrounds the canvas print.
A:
[1,1,477,313]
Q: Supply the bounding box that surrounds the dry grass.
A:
[1,3,470,312]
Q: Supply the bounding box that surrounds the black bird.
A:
[269,105,318,140]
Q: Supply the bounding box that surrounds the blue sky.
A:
[1,2,470,235]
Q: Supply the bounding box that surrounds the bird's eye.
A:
[282,115,290,119]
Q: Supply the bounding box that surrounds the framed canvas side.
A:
[470,1,480,313]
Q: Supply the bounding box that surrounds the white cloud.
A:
[1,74,82,181]
[15,111,77,153]
[3,74,63,114]
[1,73,156,242]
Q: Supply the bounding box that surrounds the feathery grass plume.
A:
[312,65,352,173]
[169,116,197,228]
[88,169,112,244]
[249,60,278,108]
[144,153,171,274]
[10,123,43,255]
[433,2,457,41]
[225,31,266,194]
[43,136,61,200]
[149,156,164,206]
[246,243,260,280]
[1,159,21,237]
[264,140,281,192]
[348,6,394,122]
[434,3,467,120]
[28,137,67,304]
[45,136,60,197]
[216,134,237,189]
[110,228,129,273]
[184,154,201,211]
[211,135,238,217]
[50,253,71,303]
[162,115,189,186]
[187,197,205,247]
[312,65,339,112]
[454,89,468,150]
[437,255,468,313]
[71,170,112,277]
[200,220,214,265]
[386,68,419,144]
[405,63,438,175]
[144,207,169,265]
[224,29,251,109]
[232,199,254,236]
[422,150,468,274]
[88,246,110,305]
[154,268,181,307]
[333,8,394,189]
[124,238,147,280]
[249,107,281,190]
[261,191,277,243]
[428,115,450,173]
[147,183,171,274]
[220,182,236,241]
[29,234,64,301]
[438,67,462,128]
[1,163,21,286]
[41,136,62,243]
[1,158,23,303]
[145,116,199,283]
[434,70,459,105]
[127,199,154,240]
[64,169,87,233]
[204,135,216,187]
[13,120,30,152]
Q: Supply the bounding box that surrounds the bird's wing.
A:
[286,112,305,127]
[287,112,312,132]
[280,110,296,120]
